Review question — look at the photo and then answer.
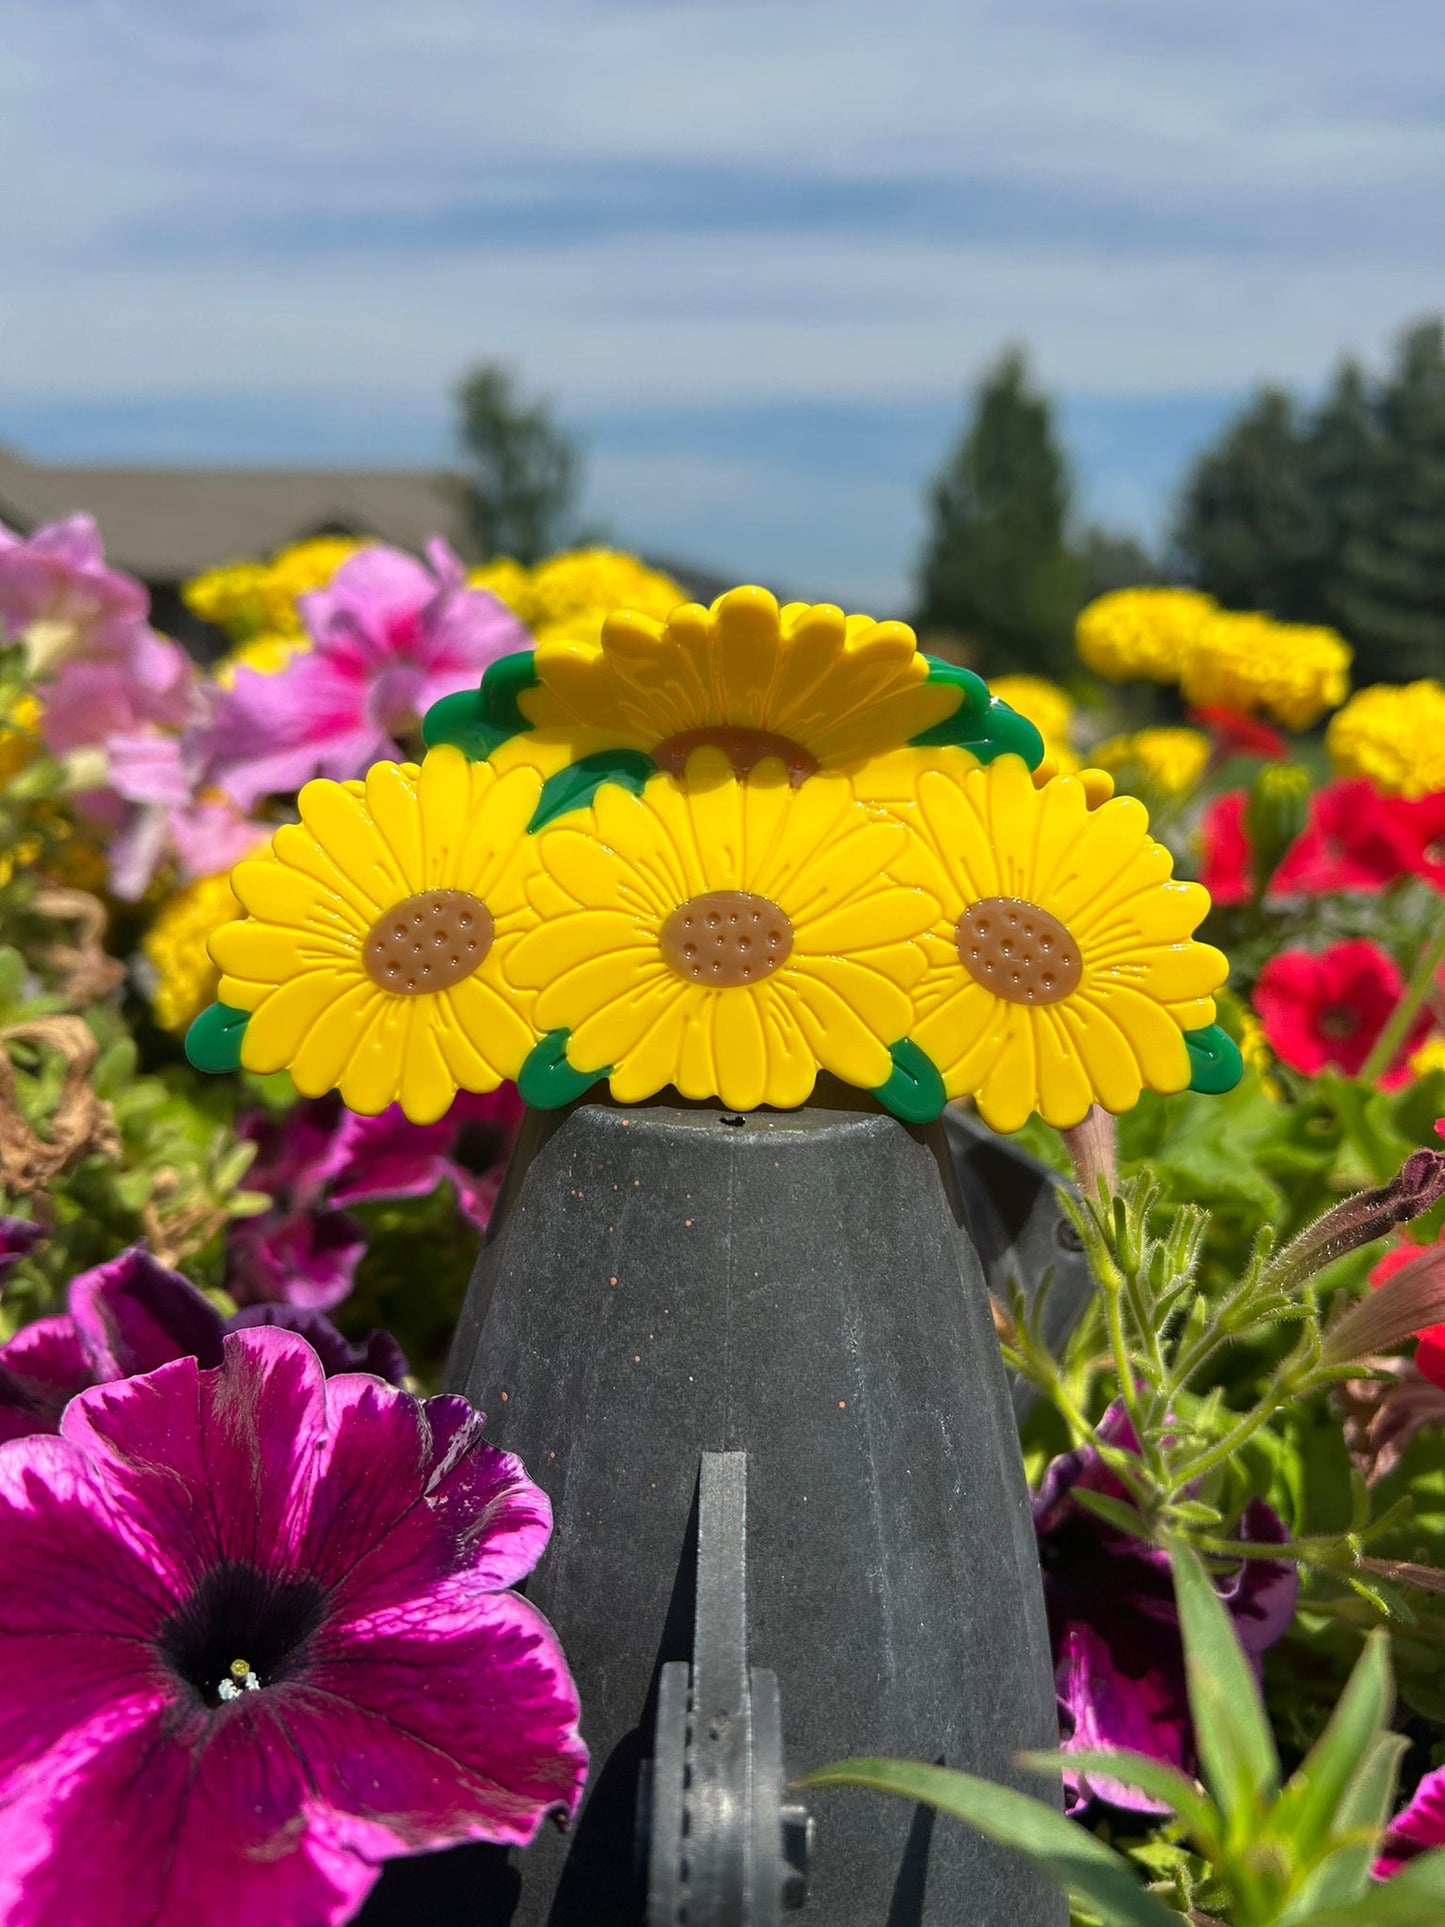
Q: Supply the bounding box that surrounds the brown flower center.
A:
[660,890,794,987]
[1319,1004,1360,1040]
[955,897,1081,1005]
[363,889,494,995]
[653,725,818,787]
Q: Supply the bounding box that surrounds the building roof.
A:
[0,443,471,582]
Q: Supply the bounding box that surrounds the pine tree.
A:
[1333,321,1445,683]
[451,362,582,563]
[913,349,1085,677]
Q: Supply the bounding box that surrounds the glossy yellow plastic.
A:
[503,748,940,1112]
[506,584,964,775]
[858,749,1229,1134]
[206,748,546,1124]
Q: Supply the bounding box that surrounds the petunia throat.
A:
[158,1560,326,1709]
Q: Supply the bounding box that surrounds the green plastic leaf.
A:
[527,750,656,831]
[1272,1630,1394,1869]
[1172,1547,1280,1824]
[1185,1024,1244,1096]
[1017,1748,1220,1848]
[1289,1847,1445,1926]
[517,1029,605,1110]
[801,1759,1180,1927]
[909,659,1046,768]
[421,648,540,758]
[184,1002,249,1076]
[871,1038,946,1124]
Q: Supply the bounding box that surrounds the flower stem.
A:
[1360,913,1445,1083]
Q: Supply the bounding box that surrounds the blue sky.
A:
[1,0,1441,608]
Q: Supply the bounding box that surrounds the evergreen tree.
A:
[451,362,582,563]
[1333,321,1445,682]
[913,349,1085,677]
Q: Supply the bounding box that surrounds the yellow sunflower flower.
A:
[143,870,245,1033]
[1075,588,1216,683]
[207,748,545,1122]
[512,583,972,779]
[1327,681,1445,799]
[872,752,1227,1133]
[1179,612,1351,731]
[505,748,940,1110]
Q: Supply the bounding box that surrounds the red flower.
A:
[1200,789,1251,905]
[1386,790,1445,892]
[1371,1231,1445,1391]
[1253,940,1431,1087]
[1271,779,1411,895]
[1189,706,1288,761]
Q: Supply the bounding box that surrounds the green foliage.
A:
[450,360,584,563]
[913,348,1087,678]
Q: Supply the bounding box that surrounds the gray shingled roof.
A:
[0,443,470,582]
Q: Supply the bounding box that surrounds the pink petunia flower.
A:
[1199,789,1252,906]
[226,1088,521,1310]
[102,728,265,900]
[207,539,530,808]
[1377,1766,1445,1877]
[1388,790,1445,892]
[1270,779,1411,896]
[0,1327,586,1925]
[0,1247,406,1443]
[1254,940,1431,1088]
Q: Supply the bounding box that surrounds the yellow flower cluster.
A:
[1076,588,1217,683]
[183,537,369,644]
[193,586,1235,1135]
[1408,1034,1445,1080]
[1092,727,1210,798]
[1180,612,1351,731]
[143,871,244,1033]
[987,676,1078,773]
[213,633,310,689]
[1326,680,1445,800]
[0,692,41,787]
[469,547,688,646]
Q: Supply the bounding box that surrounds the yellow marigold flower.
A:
[507,750,937,1110]
[1179,612,1351,731]
[0,692,41,786]
[260,536,369,636]
[988,676,1074,749]
[182,560,270,643]
[1408,1035,1445,1080]
[467,557,532,613]
[213,633,310,689]
[1076,588,1216,683]
[207,750,545,1123]
[143,871,243,1033]
[1326,681,1445,799]
[512,584,968,777]
[1093,727,1210,797]
[518,547,687,639]
[875,752,1227,1132]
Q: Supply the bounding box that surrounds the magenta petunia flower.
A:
[207,539,531,808]
[0,1248,406,1442]
[1378,1766,1445,1877]
[0,1327,586,1925]
[1034,1405,1298,1813]
[0,1216,42,1284]
[228,1090,521,1310]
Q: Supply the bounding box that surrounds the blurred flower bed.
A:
[6,510,1445,1918]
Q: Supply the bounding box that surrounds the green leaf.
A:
[1172,1548,1280,1824]
[1289,1848,1445,1926]
[517,1029,605,1110]
[909,659,1046,767]
[1017,1748,1220,1848]
[1272,1630,1394,1870]
[1274,1735,1410,1923]
[527,750,656,831]
[1185,1024,1244,1096]
[1071,1487,1157,1545]
[800,1759,1180,1927]
[870,1038,946,1124]
[421,648,540,758]
[184,1003,249,1076]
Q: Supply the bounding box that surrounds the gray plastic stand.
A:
[421,1095,1066,1927]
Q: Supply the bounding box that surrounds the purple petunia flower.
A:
[0,1326,586,1925]
[206,539,530,807]
[1034,1404,1298,1812]
[228,1089,521,1311]
[0,1216,42,1285]
[0,1247,406,1442]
